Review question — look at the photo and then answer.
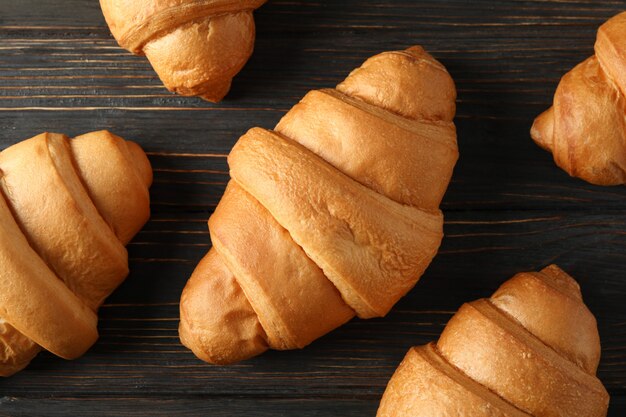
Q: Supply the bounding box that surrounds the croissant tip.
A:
[405,45,426,55]
[540,264,571,282]
[181,79,233,103]
[530,121,543,145]
[156,69,234,102]
[530,108,555,152]
[200,82,233,103]
[402,45,437,63]
[538,264,583,300]
[199,94,225,104]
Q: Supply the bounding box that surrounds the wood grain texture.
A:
[0,0,625,415]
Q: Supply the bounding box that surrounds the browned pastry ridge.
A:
[377,265,610,417]
[178,46,459,365]
[532,11,626,186]
[0,131,152,377]
[100,0,267,102]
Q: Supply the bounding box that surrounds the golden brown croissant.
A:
[0,131,152,377]
[377,265,610,417]
[531,11,626,185]
[178,46,459,365]
[100,0,266,102]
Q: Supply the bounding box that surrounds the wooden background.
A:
[1,0,625,415]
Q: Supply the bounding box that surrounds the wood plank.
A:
[0,0,625,415]
[0,398,379,417]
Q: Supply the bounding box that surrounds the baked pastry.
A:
[377,265,610,417]
[100,0,267,102]
[532,11,626,185]
[0,130,152,377]
[179,46,459,364]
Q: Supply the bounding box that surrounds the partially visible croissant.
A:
[179,46,459,365]
[377,265,610,417]
[532,11,626,185]
[100,0,266,102]
[0,131,152,377]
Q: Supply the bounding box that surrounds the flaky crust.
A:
[0,131,152,377]
[531,11,626,185]
[179,46,458,364]
[100,0,266,102]
[378,344,531,417]
[377,265,610,417]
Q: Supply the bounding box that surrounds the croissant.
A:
[377,265,610,417]
[0,131,152,377]
[178,46,459,365]
[531,11,626,185]
[100,0,266,102]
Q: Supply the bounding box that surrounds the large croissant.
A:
[179,46,459,364]
[377,265,610,417]
[531,11,626,185]
[100,0,266,102]
[0,131,152,377]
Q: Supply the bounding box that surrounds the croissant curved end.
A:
[179,250,269,365]
[125,140,154,188]
[337,46,457,122]
[142,11,257,103]
[80,130,153,189]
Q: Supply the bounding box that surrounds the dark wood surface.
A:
[1,0,625,415]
